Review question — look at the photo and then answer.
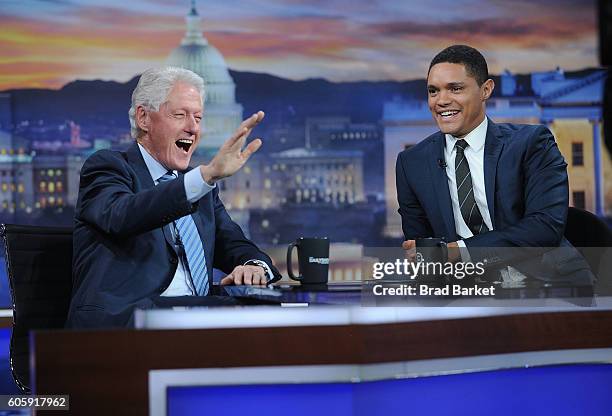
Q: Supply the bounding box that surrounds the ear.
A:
[481,78,495,101]
[136,105,150,134]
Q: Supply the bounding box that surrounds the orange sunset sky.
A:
[0,0,600,90]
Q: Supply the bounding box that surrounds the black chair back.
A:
[0,224,73,393]
[564,207,612,284]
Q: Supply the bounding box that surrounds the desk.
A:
[31,295,612,415]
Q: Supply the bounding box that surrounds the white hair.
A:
[128,66,205,139]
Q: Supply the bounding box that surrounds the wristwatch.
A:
[244,259,273,282]
[437,241,449,263]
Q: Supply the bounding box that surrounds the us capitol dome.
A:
[167,0,243,150]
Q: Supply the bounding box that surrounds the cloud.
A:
[0,0,599,89]
[366,15,594,44]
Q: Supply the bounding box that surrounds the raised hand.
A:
[199,111,265,183]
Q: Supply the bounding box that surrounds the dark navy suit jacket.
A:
[66,143,279,328]
[396,119,594,284]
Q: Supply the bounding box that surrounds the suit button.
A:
[169,256,178,265]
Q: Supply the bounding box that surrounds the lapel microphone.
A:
[437,159,447,168]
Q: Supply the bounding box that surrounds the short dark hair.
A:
[428,45,489,86]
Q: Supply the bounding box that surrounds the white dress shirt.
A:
[138,144,274,294]
[443,119,525,282]
[138,144,214,296]
[444,116,493,241]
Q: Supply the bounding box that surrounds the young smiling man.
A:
[67,67,281,328]
[396,45,594,285]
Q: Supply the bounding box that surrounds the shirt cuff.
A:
[184,168,216,203]
[244,259,274,281]
[456,240,472,262]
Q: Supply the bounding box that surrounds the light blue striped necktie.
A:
[158,171,209,296]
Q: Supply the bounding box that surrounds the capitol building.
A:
[167,1,243,150]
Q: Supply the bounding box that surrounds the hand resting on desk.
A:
[220,265,268,286]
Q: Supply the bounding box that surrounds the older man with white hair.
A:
[67,67,280,328]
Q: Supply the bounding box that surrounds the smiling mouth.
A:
[438,110,460,119]
[175,138,194,152]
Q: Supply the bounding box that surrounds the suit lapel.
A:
[428,133,457,240]
[126,143,176,251]
[126,143,155,189]
[483,119,504,229]
[160,223,176,253]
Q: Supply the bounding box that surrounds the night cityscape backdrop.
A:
[0,0,607,301]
